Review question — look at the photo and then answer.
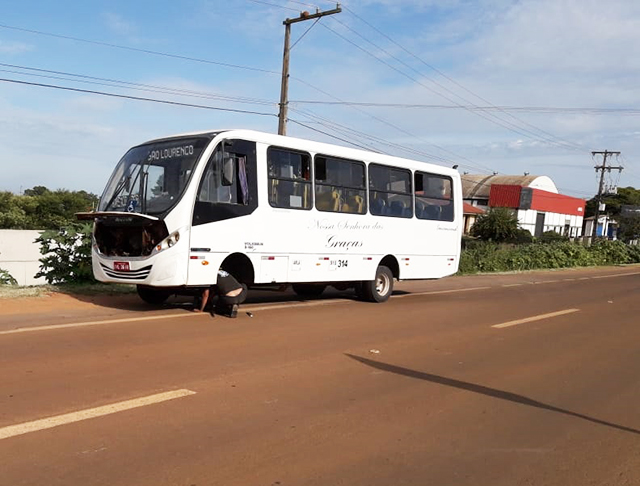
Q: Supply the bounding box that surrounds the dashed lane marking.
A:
[0,389,196,440]
[492,309,580,329]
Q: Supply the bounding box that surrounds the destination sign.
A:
[147,145,194,162]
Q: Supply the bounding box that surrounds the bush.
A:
[458,239,640,274]
[538,230,569,243]
[34,223,94,284]
[0,268,17,286]
[471,207,519,242]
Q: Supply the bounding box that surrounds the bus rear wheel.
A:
[362,265,394,303]
[292,283,326,298]
[136,285,171,305]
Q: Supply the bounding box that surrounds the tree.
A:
[585,186,640,218]
[618,212,640,242]
[471,207,520,242]
[0,187,98,230]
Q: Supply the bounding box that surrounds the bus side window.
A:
[314,155,366,214]
[267,147,312,210]
[368,164,412,218]
[193,139,258,225]
[415,172,454,222]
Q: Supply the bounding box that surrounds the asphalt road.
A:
[1,266,640,486]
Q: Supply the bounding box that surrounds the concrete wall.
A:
[0,230,46,286]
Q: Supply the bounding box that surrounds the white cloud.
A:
[102,12,138,38]
[0,41,32,55]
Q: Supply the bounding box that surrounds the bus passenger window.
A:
[368,164,412,218]
[267,147,312,210]
[415,172,454,222]
[314,155,366,214]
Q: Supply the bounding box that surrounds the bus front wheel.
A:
[136,285,171,305]
[362,266,394,303]
[292,283,326,298]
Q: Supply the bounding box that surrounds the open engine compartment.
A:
[94,215,169,257]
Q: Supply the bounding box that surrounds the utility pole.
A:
[591,150,623,240]
[278,4,342,136]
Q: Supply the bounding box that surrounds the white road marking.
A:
[0,389,196,440]
[393,286,491,298]
[2,270,638,336]
[591,271,640,279]
[0,312,201,336]
[492,309,580,329]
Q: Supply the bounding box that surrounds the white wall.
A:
[517,210,584,237]
[0,230,46,286]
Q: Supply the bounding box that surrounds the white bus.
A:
[80,129,462,304]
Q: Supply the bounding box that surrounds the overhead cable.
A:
[0,78,277,117]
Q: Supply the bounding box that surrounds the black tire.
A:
[362,265,394,303]
[136,285,171,305]
[292,283,327,298]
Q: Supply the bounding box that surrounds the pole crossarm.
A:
[284,6,342,25]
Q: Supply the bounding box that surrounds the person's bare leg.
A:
[196,288,210,312]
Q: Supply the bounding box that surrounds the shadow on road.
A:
[346,353,640,436]
[56,287,411,313]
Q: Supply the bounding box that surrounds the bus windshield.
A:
[98,137,210,215]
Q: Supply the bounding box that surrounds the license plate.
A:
[114,261,130,272]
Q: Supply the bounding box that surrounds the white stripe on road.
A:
[492,309,580,329]
[393,286,491,298]
[0,389,196,440]
[2,270,638,336]
[0,312,201,336]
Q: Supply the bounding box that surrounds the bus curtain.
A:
[238,156,249,205]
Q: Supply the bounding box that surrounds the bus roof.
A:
[143,129,459,178]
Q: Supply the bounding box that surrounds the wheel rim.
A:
[375,273,391,296]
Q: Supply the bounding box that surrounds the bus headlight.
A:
[155,231,180,253]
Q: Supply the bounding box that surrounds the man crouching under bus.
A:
[195,269,248,318]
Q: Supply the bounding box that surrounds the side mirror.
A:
[222,156,235,186]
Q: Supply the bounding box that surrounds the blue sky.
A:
[1,0,639,198]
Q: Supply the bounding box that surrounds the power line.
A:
[290,18,321,50]
[0,62,276,107]
[0,20,496,173]
[340,4,585,152]
[288,118,379,151]
[246,0,299,11]
[0,23,280,75]
[0,77,278,117]
[321,20,583,153]
[289,100,640,115]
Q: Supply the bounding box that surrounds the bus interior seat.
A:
[440,203,453,221]
[370,197,386,215]
[343,194,364,213]
[316,190,340,211]
[389,200,407,217]
[424,205,442,220]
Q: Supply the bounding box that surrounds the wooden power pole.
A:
[591,150,623,240]
[278,4,342,136]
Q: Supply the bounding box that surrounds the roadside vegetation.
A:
[0,186,98,230]
[2,187,640,293]
[459,206,640,274]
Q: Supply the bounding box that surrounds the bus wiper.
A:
[104,173,132,211]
